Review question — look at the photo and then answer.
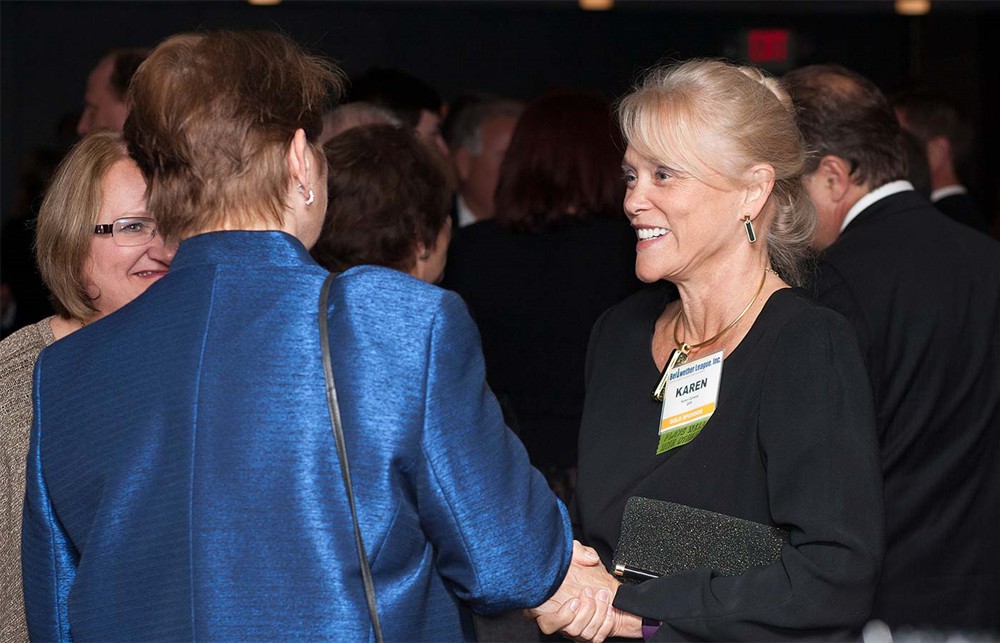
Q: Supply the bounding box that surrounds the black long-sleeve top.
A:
[575,285,885,641]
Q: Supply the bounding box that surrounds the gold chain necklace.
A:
[653,269,770,401]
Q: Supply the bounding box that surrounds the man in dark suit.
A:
[892,90,991,234]
[784,64,1000,633]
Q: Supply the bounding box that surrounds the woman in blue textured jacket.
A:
[22,30,572,641]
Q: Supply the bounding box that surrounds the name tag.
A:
[657,351,723,454]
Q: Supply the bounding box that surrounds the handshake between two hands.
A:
[524,541,644,642]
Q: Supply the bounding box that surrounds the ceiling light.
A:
[895,0,931,15]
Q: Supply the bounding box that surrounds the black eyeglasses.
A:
[93,217,157,247]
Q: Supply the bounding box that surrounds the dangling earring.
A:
[297,183,316,207]
[744,215,757,243]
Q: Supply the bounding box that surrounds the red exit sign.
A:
[747,29,790,64]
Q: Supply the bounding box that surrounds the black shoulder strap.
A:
[319,272,384,643]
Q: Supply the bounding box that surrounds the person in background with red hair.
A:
[443,91,643,500]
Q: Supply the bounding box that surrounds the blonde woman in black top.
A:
[528,60,884,642]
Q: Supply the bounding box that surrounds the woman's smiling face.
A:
[83,158,175,318]
[622,145,745,285]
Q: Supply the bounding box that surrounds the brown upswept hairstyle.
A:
[493,91,625,234]
[782,64,907,190]
[124,30,344,241]
[313,124,450,274]
[618,59,815,287]
[35,131,133,321]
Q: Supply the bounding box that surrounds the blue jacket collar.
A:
[171,230,315,271]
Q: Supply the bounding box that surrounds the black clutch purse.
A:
[612,496,789,583]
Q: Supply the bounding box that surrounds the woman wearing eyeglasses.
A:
[0,130,173,642]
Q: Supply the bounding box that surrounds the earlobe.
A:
[742,164,775,218]
[409,241,432,282]
[287,128,311,187]
[817,155,852,203]
[296,184,316,206]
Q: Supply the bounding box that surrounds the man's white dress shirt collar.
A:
[456,195,480,228]
[930,184,967,203]
[841,180,914,232]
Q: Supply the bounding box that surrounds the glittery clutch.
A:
[612,496,788,583]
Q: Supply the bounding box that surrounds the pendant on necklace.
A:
[652,344,692,401]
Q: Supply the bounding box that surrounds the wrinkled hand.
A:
[532,585,615,642]
[524,541,624,642]
[528,541,614,612]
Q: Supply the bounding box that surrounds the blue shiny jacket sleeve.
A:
[414,292,573,613]
[21,353,76,642]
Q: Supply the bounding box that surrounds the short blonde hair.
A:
[35,131,131,321]
[618,59,815,286]
[125,30,344,241]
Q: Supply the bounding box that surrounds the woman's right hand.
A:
[525,541,644,641]
[533,586,615,642]
[533,587,643,642]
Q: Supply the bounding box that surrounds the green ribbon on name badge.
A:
[656,418,709,454]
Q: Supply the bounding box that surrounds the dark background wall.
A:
[2,0,999,226]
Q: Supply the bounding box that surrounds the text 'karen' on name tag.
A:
[657,350,723,454]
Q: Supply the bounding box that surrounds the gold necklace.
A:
[652,269,769,401]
